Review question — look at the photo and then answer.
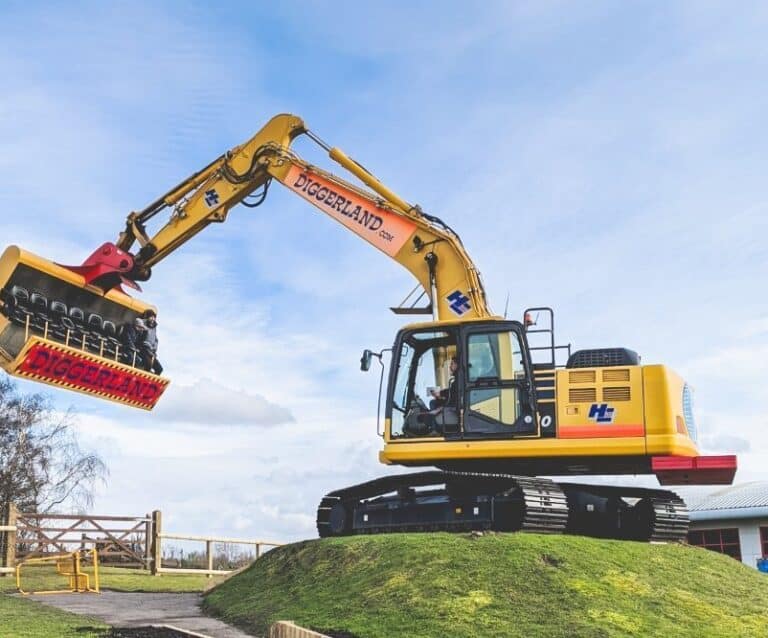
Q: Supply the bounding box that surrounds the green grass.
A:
[203,533,768,638]
[0,593,107,638]
[0,565,221,594]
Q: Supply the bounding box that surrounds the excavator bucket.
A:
[0,246,169,409]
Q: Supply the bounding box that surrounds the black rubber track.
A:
[317,472,689,542]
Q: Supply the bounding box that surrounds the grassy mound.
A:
[203,533,768,638]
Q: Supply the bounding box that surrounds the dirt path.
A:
[29,591,255,638]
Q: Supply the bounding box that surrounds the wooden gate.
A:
[16,512,153,568]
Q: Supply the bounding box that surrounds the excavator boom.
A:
[116,114,490,322]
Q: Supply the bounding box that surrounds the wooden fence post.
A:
[144,513,152,571]
[206,540,213,578]
[1,504,18,576]
[150,510,162,575]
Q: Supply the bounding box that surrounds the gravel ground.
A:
[28,591,255,638]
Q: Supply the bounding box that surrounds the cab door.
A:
[462,322,539,437]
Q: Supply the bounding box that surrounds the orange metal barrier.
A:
[16,549,100,595]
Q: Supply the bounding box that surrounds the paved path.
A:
[29,591,256,638]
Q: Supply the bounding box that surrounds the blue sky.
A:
[1,1,766,540]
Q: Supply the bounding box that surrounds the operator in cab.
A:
[429,356,458,413]
[410,355,459,436]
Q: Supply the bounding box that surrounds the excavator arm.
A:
[109,114,491,321]
[115,115,305,278]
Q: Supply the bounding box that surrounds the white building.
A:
[686,482,768,570]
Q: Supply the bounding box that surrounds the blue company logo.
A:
[446,290,471,316]
[204,189,220,207]
[588,403,615,424]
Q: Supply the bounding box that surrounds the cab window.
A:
[389,329,457,438]
[465,330,533,434]
[468,331,524,382]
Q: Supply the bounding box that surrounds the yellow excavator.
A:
[0,114,736,540]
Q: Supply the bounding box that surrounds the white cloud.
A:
[154,379,294,426]
[683,344,768,384]
[701,433,751,454]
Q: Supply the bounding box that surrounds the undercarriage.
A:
[316,471,689,542]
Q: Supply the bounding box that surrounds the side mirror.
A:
[360,349,373,372]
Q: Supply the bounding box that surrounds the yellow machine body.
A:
[380,362,696,469]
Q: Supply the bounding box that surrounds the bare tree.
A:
[0,375,107,514]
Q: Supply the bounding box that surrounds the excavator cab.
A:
[387,320,538,440]
[0,246,168,409]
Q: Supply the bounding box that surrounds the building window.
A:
[760,527,768,557]
[687,528,742,560]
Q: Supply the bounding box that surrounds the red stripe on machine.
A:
[15,341,167,409]
[558,424,645,439]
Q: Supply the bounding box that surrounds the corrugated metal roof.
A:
[685,482,768,511]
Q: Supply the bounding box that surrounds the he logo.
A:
[588,403,615,424]
[446,290,471,316]
[204,189,220,208]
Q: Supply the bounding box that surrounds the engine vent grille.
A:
[569,388,597,403]
[567,348,640,368]
[603,386,631,401]
[602,369,630,382]
[569,370,596,384]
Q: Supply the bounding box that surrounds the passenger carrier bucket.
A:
[0,246,168,409]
